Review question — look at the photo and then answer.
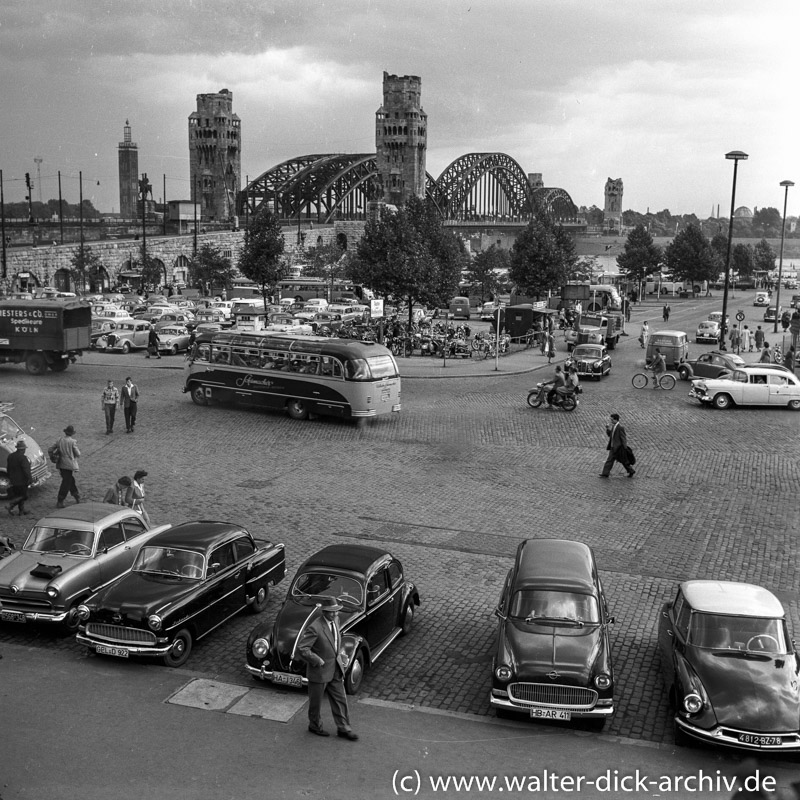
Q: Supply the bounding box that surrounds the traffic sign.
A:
[735,311,745,322]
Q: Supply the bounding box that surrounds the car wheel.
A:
[678,366,691,381]
[401,601,415,635]
[713,393,732,410]
[122,342,131,354]
[287,399,309,420]
[249,584,269,614]
[788,399,800,411]
[344,650,366,695]
[25,352,48,375]
[0,471,11,500]
[163,629,193,668]
[190,385,209,406]
[171,344,179,355]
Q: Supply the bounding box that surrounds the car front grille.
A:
[0,595,51,610]
[86,623,156,645]
[509,682,597,709]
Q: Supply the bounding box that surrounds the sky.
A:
[1,0,797,218]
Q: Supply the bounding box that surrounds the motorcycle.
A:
[526,381,581,411]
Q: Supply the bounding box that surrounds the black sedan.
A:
[563,344,611,380]
[245,544,420,694]
[677,351,745,381]
[658,580,800,752]
[76,522,285,667]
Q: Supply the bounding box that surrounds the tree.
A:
[462,245,508,303]
[188,243,236,297]
[731,243,754,279]
[238,208,286,311]
[753,238,776,275]
[752,207,782,238]
[508,217,576,299]
[304,239,347,280]
[69,246,105,293]
[616,225,662,287]
[133,250,165,292]
[663,224,717,286]
[350,196,465,325]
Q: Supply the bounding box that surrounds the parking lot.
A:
[1,292,798,753]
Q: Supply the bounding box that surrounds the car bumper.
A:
[489,691,614,719]
[76,632,174,657]
[245,663,309,687]
[0,607,68,624]
[675,717,800,752]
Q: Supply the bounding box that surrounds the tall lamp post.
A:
[719,150,748,351]
[773,179,794,335]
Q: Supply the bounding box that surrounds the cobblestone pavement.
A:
[1,293,797,754]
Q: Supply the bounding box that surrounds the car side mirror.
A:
[494,606,506,620]
[209,562,220,575]
[607,615,615,624]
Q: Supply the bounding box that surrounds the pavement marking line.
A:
[166,678,307,722]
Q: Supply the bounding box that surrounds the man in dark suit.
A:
[599,412,635,478]
[6,440,32,515]
[297,597,358,740]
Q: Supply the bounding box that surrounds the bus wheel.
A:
[287,399,309,420]
[25,353,48,375]
[190,385,209,406]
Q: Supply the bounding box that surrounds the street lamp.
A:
[773,179,794,334]
[719,150,748,351]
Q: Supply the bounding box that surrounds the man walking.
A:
[297,597,358,741]
[6,440,32,516]
[101,379,120,434]
[599,413,635,478]
[145,324,161,358]
[754,326,765,352]
[120,376,140,433]
[55,425,81,508]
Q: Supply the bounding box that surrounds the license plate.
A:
[530,708,571,721]
[96,644,129,658]
[738,733,782,747]
[271,671,303,687]
[0,610,26,623]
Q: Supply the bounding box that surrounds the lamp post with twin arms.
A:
[773,179,794,335]
[719,150,748,352]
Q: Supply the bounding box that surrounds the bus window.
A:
[194,343,211,363]
[211,346,230,364]
[367,355,399,379]
[344,359,369,380]
[320,357,343,378]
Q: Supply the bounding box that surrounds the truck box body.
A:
[0,299,91,351]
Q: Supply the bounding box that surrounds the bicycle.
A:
[631,368,676,390]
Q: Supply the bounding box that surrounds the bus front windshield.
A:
[344,355,399,380]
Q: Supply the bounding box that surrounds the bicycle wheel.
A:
[659,374,676,390]
[631,373,648,389]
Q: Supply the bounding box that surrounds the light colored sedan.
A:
[157,325,192,355]
[689,367,800,410]
[695,320,721,344]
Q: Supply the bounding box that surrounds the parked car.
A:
[90,317,129,348]
[480,301,506,321]
[677,351,745,381]
[245,543,419,694]
[96,320,152,353]
[154,312,195,331]
[194,308,229,327]
[135,305,180,324]
[0,405,50,500]
[753,291,771,307]
[563,343,611,380]
[707,311,730,327]
[694,320,721,344]
[156,325,192,355]
[689,367,800,410]
[308,312,344,333]
[265,314,313,335]
[658,579,800,752]
[448,296,471,320]
[763,305,782,323]
[76,521,286,667]
[0,504,165,632]
[490,539,615,725]
[91,307,131,322]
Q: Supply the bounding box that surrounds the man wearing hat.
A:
[55,425,81,508]
[297,597,358,740]
[6,440,32,516]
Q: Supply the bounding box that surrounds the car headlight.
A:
[252,637,269,658]
[148,614,163,631]
[495,665,513,682]
[77,604,90,620]
[683,692,703,714]
[46,586,59,599]
[593,360,603,368]
[594,673,612,690]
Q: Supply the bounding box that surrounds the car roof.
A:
[681,580,784,617]
[301,544,390,576]
[513,539,597,593]
[145,521,247,551]
[35,502,142,528]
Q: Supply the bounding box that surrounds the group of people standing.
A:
[102,470,151,524]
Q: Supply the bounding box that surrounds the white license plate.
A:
[272,671,303,687]
[530,708,571,721]
[0,610,26,623]
[96,644,129,658]
[738,733,782,747]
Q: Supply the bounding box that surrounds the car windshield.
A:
[510,590,599,625]
[23,526,95,556]
[572,347,601,358]
[689,612,789,653]
[133,546,205,579]
[0,415,24,442]
[161,327,182,336]
[291,571,364,606]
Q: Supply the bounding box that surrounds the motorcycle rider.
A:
[546,365,567,407]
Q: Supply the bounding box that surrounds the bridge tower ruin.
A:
[375,72,427,208]
[604,177,623,232]
[189,89,241,223]
[117,120,138,219]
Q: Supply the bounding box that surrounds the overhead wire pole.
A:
[773,180,794,336]
[0,170,6,280]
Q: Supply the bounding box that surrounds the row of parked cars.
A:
[1,503,797,754]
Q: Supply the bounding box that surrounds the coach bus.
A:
[183,330,401,423]
[277,278,373,304]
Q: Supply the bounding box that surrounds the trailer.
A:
[0,298,91,374]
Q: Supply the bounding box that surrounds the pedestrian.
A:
[546,331,555,363]
[120,376,140,433]
[145,324,161,359]
[599,413,635,478]
[55,425,81,508]
[759,342,772,363]
[5,440,32,516]
[102,476,132,506]
[662,304,669,322]
[624,299,631,323]
[297,597,359,741]
[101,379,120,434]
[649,348,667,388]
[740,325,752,353]
[729,324,740,354]
[665,304,670,321]
[639,321,649,349]
[784,346,796,373]
[754,326,765,351]
[129,469,150,524]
